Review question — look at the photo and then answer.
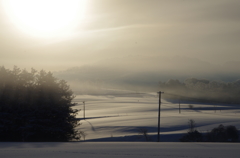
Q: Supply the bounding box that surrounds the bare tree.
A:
[80,131,87,141]
[188,119,196,133]
[138,128,149,141]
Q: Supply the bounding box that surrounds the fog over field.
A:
[53,55,240,96]
[1,0,240,157]
[1,0,240,95]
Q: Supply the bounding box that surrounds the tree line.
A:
[159,78,240,103]
[0,66,81,142]
[180,119,239,142]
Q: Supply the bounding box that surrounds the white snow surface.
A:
[73,92,240,141]
[1,90,240,157]
[1,142,240,158]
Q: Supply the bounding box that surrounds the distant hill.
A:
[53,55,240,94]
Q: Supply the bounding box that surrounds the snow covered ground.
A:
[1,142,240,158]
[73,91,240,142]
[1,90,240,158]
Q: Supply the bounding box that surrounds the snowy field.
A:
[73,91,240,142]
[1,142,240,158]
[1,90,240,158]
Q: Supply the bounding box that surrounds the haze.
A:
[1,0,240,85]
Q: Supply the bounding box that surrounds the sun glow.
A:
[2,0,86,38]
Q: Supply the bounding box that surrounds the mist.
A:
[53,55,240,98]
[1,0,240,99]
[1,0,240,71]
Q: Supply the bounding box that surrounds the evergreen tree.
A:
[0,66,80,142]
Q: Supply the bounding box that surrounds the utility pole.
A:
[157,91,164,142]
[83,101,85,119]
[179,100,181,114]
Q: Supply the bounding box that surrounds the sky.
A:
[0,0,240,76]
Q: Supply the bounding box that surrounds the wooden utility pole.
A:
[157,91,164,142]
[83,101,85,119]
[179,100,181,114]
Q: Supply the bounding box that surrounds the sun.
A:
[2,0,86,38]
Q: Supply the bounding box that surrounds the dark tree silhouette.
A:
[159,78,240,103]
[0,66,80,142]
[180,119,202,142]
[206,124,239,142]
